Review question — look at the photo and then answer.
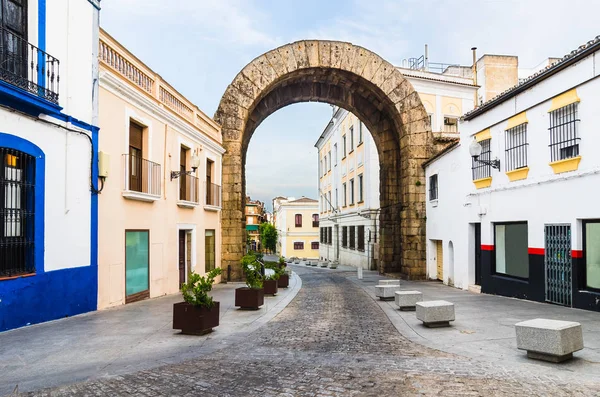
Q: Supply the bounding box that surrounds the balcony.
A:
[205,182,222,211]
[177,174,199,208]
[0,27,60,108]
[122,154,161,202]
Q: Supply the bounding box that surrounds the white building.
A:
[425,36,600,313]
[316,67,477,269]
[0,0,101,332]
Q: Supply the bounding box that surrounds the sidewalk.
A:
[339,266,600,382]
[0,273,302,396]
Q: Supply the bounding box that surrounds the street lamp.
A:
[469,138,500,170]
[171,152,201,180]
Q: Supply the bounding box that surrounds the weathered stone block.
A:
[378,280,400,286]
[375,285,399,300]
[416,300,455,327]
[515,318,584,362]
[395,291,423,310]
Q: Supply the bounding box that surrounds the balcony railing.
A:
[123,154,161,196]
[0,27,60,104]
[180,174,199,204]
[205,182,222,207]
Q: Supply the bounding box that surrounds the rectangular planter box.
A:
[235,287,264,310]
[278,274,290,288]
[263,279,278,295]
[173,301,220,335]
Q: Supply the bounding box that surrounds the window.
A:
[294,242,304,250]
[549,103,580,162]
[323,155,327,174]
[125,230,150,301]
[358,174,364,202]
[334,144,338,166]
[349,178,355,205]
[357,226,365,251]
[443,117,458,133]
[0,0,27,81]
[328,151,332,171]
[428,114,433,129]
[0,149,35,277]
[472,139,492,180]
[129,121,144,192]
[358,122,363,144]
[583,220,600,290]
[505,124,528,171]
[335,188,338,208]
[429,174,438,201]
[349,126,354,151]
[295,214,302,227]
[349,226,356,249]
[312,214,319,228]
[311,242,319,250]
[205,230,216,272]
[328,192,331,211]
[494,222,528,279]
[206,159,219,206]
[179,146,188,200]
[342,226,348,247]
[342,135,347,157]
[343,183,347,206]
[328,227,332,244]
[320,227,325,243]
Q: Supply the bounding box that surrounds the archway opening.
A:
[215,41,434,280]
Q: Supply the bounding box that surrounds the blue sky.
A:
[100,0,600,211]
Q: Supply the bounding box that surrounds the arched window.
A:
[295,214,302,227]
[1,148,36,277]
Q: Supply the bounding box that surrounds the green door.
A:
[125,230,149,303]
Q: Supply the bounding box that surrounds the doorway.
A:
[178,230,186,289]
[545,224,572,307]
[434,240,443,281]
[474,223,482,286]
[125,230,149,303]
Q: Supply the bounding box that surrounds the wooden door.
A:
[179,147,187,200]
[206,159,213,204]
[129,122,143,192]
[178,230,185,289]
[436,240,443,281]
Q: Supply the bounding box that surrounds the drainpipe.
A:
[472,47,478,107]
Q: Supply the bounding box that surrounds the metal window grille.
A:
[505,124,528,171]
[472,139,491,180]
[0,148,35,277]
[549,103,580,162]
[294,242,304,250]
[429,174,438,201]
[311,242,319,250]
[349,226,356,249]
[357,226,365,251]
[342,226,348,247]
[544,224,572,307]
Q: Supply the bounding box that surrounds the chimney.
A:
[471,47,478,107]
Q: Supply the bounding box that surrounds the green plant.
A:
[415,180,422,186]
[241,253,263,289]
[181,268,222,308]
[278,256,286,267]
[259,222,278,253]
[264,260,285,280]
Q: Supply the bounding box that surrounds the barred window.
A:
[294,242,304,250]
[342,226,348,247]
[472,139,491,180]
[357,226,365,251]
[311,242,319,250]
[549,103,580,162]
[349,226,356,250]
[505,123,528,171]
[429,174,438,201]
[1,149,36,277]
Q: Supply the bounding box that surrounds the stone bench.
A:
[395,291,423,311]
[378,280,400,286]
[305,260,311,266]
[329,260,338,269]
[515,318,584,363]
[416,300,455,328]
[310,261,318,267]
[375,285,399,300]
[294,258,300,264]
[320,261,328,267]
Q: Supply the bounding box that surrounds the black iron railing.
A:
[0,27,60,104]
[205,182,221,207]
[123,154,161,196]
[505,124,528,171]
[472,139,492,180]
[549,103,580,162]
[0,148,36,278]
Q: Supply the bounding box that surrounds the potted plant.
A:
[263,273,278,295]
[173,268,222,335]
[235,253,265,310]
[277,256,290,288]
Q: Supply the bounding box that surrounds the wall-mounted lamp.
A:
[171,152,201,180]
[469,138,500,170]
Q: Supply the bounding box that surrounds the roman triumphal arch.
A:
[214,40,434,280]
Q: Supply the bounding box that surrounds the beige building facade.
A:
[273,197,319,259]
[97,29,225,309]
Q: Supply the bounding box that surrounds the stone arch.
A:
[214,40,434,280]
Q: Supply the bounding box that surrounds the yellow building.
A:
[273,197,319,259]
[97,29,225,308]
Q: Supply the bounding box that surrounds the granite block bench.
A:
[395,291,423,311]
[379,280,400,286]
[416,300,455,327]
[375,285,400,300]
[329,261,338,269]
[320,261,328,267]
[515,318,584,362]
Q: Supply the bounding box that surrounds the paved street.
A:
[15,266,600,396]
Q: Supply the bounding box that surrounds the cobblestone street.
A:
[22,268,600,396]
